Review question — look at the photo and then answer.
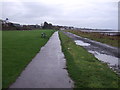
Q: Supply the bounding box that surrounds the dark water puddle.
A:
[74,40,120,75]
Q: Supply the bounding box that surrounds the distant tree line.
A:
[1,18,74,30]
[1,19,42,30]
[42,22,53,29]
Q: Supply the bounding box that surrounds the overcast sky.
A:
[1,0,119,29]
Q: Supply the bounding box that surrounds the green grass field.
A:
[67,30,120,48]
[2,30,55,88]
[59,32,120,88]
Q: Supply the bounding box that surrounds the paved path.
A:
[10,31,74,88]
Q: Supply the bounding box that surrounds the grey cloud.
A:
[1,1,118,29]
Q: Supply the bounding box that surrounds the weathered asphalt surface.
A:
[63,31,120,58]
[10,31,74,88]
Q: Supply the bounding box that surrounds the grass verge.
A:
[59,31,120,88]
[2,30,55,88]
[67,30,120,48]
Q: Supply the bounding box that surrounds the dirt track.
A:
[63,31,120,58]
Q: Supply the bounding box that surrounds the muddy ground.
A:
[63,31,120,75]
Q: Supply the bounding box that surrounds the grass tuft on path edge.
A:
[59,31,120,88]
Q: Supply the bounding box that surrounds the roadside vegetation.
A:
[67,30,120,48]
[59,31,120,88]
[2,30,55,88]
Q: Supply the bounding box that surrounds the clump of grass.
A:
[67,30,120,48]
[59,32,120,88]
[2,30,55,88]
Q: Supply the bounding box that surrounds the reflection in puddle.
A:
[74,40,120,75]
[88,50,119,74]
[74,40,90,46]
[88,51,118,66]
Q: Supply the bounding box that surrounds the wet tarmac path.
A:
[10,31,74,88]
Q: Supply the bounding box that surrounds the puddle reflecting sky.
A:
[88,51,118,66]
[74,40,90,46]
[74,40,119,74]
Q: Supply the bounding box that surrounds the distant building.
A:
[60,28,65,30]
[0,19,6,25]
[12,23,21,27]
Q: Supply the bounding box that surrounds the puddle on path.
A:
[74,40,90,46]
[88,51,118,66]
[74,40,120,75]
[88,50,119,74]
